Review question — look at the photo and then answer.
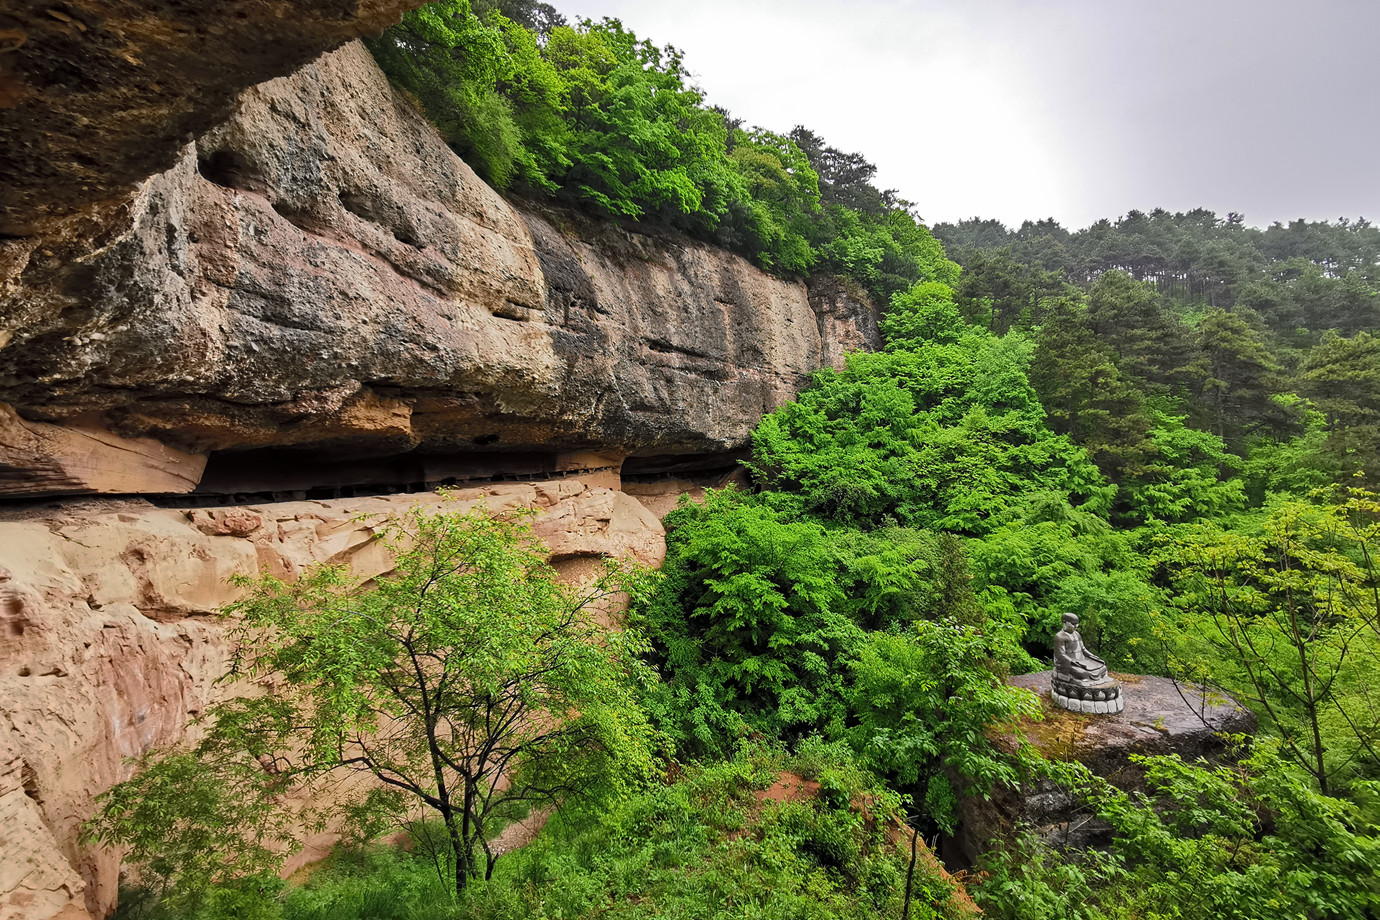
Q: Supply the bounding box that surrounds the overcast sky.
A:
[557,0,1379,231]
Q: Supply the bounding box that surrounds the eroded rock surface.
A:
[952,671,1257,865]
[0,483,663,920]
[0,42,879,497]
[0,404,206,497]
[0,0,423,236]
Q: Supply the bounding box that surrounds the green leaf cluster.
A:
[975,743,1380,920]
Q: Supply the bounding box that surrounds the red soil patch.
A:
[754,771,821,806]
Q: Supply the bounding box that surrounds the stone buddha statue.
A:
[1051,612,1123,714]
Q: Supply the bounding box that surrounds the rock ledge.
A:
[952,671,1256,864]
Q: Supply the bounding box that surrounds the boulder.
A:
[952,671,1257,865]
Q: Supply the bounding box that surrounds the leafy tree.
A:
[366,1,538,189]
[1161,492,1380,794]
[1028,292,1153,484]
[472,0,566,38]
[539,20,736,228]
[1085,270,1194,394]
[750,323,1110,532]
[91,506,654,897]
[634,490,861,754]
[847,619,1040,835]
[1301,330,1380,485]
[880,280,966,346]
[949,247,1063,333]
[1239,397,1340,503]
[788,126,893,215]
[966,499,1156,670]
[1193,308,1295,446]
[1122,410,1245,524]
[717,127,821,274]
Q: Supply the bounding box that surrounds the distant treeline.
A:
[934,210,1380,338]
[924,210,1379,496]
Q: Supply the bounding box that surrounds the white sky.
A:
[556,0,1380,230]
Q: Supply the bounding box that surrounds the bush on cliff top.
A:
[364,0,957,303]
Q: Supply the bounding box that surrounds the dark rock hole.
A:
[21,763,41,804]
[198,149,259,191]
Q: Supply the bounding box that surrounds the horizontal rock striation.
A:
[0,482,664,920]
[0,42,878,498]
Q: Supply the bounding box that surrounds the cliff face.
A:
[0,28,879,920]
[0,0,424,236]
[0,42,878,498]
[0,483,665,920]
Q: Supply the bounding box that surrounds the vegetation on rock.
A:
[96,2,1380,918]
[364,0,956,303]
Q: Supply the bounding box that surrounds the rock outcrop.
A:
[0,18,880,920]
[0,42,879,498]
[0,404,206,497]
[952,671,1257,865]
[0,0,424,236]
[0,482,663,920]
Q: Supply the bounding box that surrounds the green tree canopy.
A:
[91,505,654,900]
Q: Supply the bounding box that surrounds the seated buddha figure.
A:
[1053,612,1107,683]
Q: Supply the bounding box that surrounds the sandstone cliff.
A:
[0,24,879,920]
[0,42,878,498]
[0,483,664,920]
[0,0,424,236]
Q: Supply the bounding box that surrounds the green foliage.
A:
[93,505,654,897]
[634,490,861,753]
[1193,307,1294,447]
[475,742,967,920]
[637,488,1040,835]
[1239,397,1340,502]
[1122,410,1245,524]
[366,1,540,189]
[881,281,967,347]
[847,620,1041,834]
[117,744,971,920]
[1160,491,1380,794]
[1301,330,1380,485]
[977,744,1380,920]
[750,322,1110,532]
[718,127,821,274]
[938,210,1380,505]
[962,494,1162,672]
[91,752,292,916]
[539,21,735,227]
[971,829,1120,920]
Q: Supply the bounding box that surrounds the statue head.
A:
[1061,612,1080,631]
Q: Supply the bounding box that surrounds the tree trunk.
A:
[442,802,468,895]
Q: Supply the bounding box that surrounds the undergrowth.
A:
[114,742,971,920]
